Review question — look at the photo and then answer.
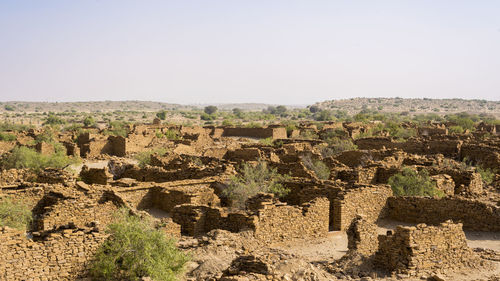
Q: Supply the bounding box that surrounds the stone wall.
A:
[253,197,329,243]
[0,227,107,280]
[222,127,287,139]
[346,216,378,256]
[386,196,500,231]
[375,221,481,275]
[332,185,392,231]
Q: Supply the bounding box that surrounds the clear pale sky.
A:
[0,1,499,104]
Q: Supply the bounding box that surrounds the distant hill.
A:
[0,101,185,113]
[312,98,500,117]
[0,101,306,113]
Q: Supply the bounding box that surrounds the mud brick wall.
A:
[332,185,392,231]
[386,196,500,231]
[253,197,329,243]
[376,221,481,275]
[0,227,107,280]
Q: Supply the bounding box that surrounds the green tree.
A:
[156,111,167,120]
[43,113,65,126]
[204,105,218,115]
[90,209,189,281]
[223,161,290,209]
[388,167,444,197]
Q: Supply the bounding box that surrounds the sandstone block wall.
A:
[387,196,500,231]
[376,221,481,275]
[253,197,329,243]
[222,127,287,139]
[346,216,378,256]
[332,185,392,231]
[0,227,107,280]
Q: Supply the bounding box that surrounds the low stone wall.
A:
[222,127,287,139]
[386,196,500,231]
[253,197,329,243]
[172,195,329,243]
[375,221,481,275]
[332,185,392,231]
[0,227,107,280]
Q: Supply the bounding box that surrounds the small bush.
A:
[134,148,167,168]
[327,138,357,155]
[477,166,495,185]
[83,116,96,127]
[0,198,32,231]
[90,209,189,281]
[448,125,464,134]
[1,146,79,171]
[301,155,330,180]
[388,167,444,197]
[0,132,16,141]
[164,129,180,140]
[259,137,273,146]
[223,161,290,209]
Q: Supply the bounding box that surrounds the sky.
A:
[0,1,499,105]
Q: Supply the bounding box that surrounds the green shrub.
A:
[477,166,495,185]
[327,138,357,155]
[90,209,189,281]
[223,161,290,209]
[134,148,168,168]
[388,167,444,197]
[83,116,96,127]
[4,105,15,111]
[0,146,78,171]
[0,132,16,141]
[448,125,464,134]
[104,121,128,137]
[43,113,65,126]
[0,198,32,231]
[301,155,330,180]
[156,111,167,120]
[164,129,180,140]
[259,137,273,146]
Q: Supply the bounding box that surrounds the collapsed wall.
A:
[387,196,500,232]
[171,194,329,243]
[375,221,482,275]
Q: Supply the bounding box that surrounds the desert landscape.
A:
[2,1,499,280]
[1,100,500,280]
